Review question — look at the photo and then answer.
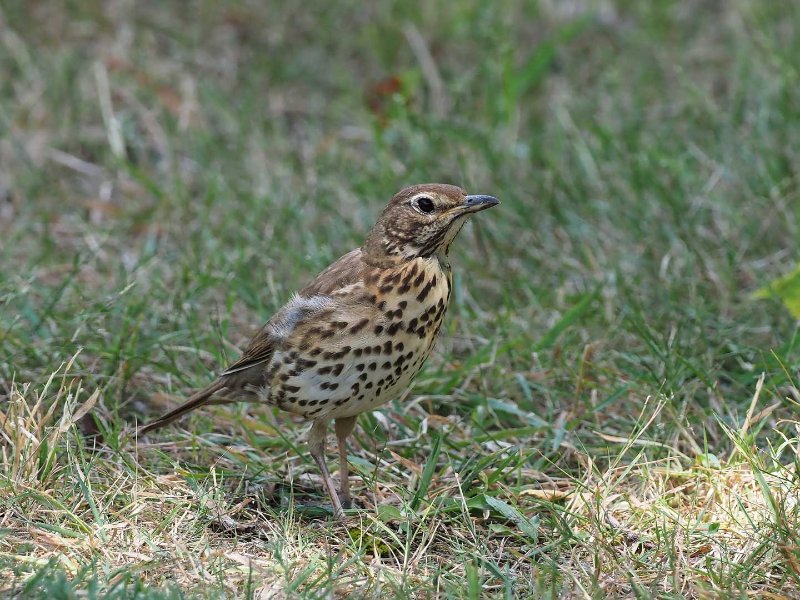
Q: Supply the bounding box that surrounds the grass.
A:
[1,0,799,597]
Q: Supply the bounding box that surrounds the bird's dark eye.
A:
[416,197,435,213]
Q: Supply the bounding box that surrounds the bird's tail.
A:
[138,380,227,435]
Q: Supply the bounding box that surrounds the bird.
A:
[139,183,499,519]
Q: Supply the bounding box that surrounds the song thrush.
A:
[139,183,499,519]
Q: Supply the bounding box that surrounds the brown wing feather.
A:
[299,248,367,296]
[223,249,369,376]
[221,326,275,375]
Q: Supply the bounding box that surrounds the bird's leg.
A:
[307,418,344,520]
[334,416,357,509]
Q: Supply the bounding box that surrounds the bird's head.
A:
[363,183,499,264]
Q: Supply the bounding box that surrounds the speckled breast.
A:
[264,256,452,420]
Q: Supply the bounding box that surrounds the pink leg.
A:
[307,418,344,520]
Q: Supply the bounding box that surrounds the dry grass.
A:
[2,357,799,597]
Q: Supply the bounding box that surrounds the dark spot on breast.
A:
[413,271,426,287]
[374,325,384,335]
[332,364,344,376]
[350,318,369,334]
[364,346,372,355]
[299,399,308,406]
[379,273,397,288]
[329,347,349,360]
[382,361,391,370]
[373,345,382,354]
[383,341,392,354]
[402,264,418,286]
[395,342,404,352]
[354,348,363,357]
[356,363,365,372]
[310,348,322,357]
[387,322,402,335]
[365,382,373,389]
[308,400,318,406]
[318,366,332,375]
[319,398,330,405]
[368,362,377,371]
[416,277,436,302]
[285,385,300,393]
[351,383,360,393]
[407,318,418,333]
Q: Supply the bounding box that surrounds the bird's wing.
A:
[298,248,366,296]
[221,248,368,376]
[221,326,277,375]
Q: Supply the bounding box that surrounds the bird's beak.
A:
[462,194,500,213]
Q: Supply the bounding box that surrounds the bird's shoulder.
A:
[221,248,379,376]
[298,248,370,296]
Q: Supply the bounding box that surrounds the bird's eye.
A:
[415,197,435,214]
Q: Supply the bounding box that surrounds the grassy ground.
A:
[1,0,799,597]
